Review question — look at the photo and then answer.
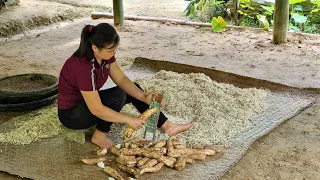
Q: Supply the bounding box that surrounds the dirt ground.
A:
[0,0,320,179]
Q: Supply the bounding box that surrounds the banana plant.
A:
[184,0,200,16]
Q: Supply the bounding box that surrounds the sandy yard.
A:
[0,0,320,179]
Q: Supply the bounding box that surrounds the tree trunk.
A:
[113,0,124,28]
[273,0,289,44]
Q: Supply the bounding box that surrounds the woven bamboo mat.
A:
[0,58,317,180]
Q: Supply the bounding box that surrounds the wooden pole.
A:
[233,0,240,25]
[273,0,289,44]
[91,12,320,38]
[113,0,124,28]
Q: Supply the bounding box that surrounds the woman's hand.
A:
[126,116,145,130]
[145,91,164,107]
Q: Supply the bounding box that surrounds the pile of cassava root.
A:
[81,137,222,180]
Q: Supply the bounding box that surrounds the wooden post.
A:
[113,0,124,28]
[233,0,240,25]
[273,0,289,44]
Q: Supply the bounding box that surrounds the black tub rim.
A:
[0,73,58,104]
[0,73,58,95]
[0,94,57,112]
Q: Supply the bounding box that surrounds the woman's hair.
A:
[73,23,120,60]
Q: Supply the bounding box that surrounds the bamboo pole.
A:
[90,12,320,38]
[91,12,261,29]
[113,0,124,28]
[273,0,289,44]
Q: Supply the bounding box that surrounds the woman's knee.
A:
[100,86,126,111]
[115,88,127,108]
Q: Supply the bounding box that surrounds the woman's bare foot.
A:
[91,129,113,149]
[160,120,194,136]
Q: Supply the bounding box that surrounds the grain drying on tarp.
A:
[110,70,270,147]
[0,106,63,145]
